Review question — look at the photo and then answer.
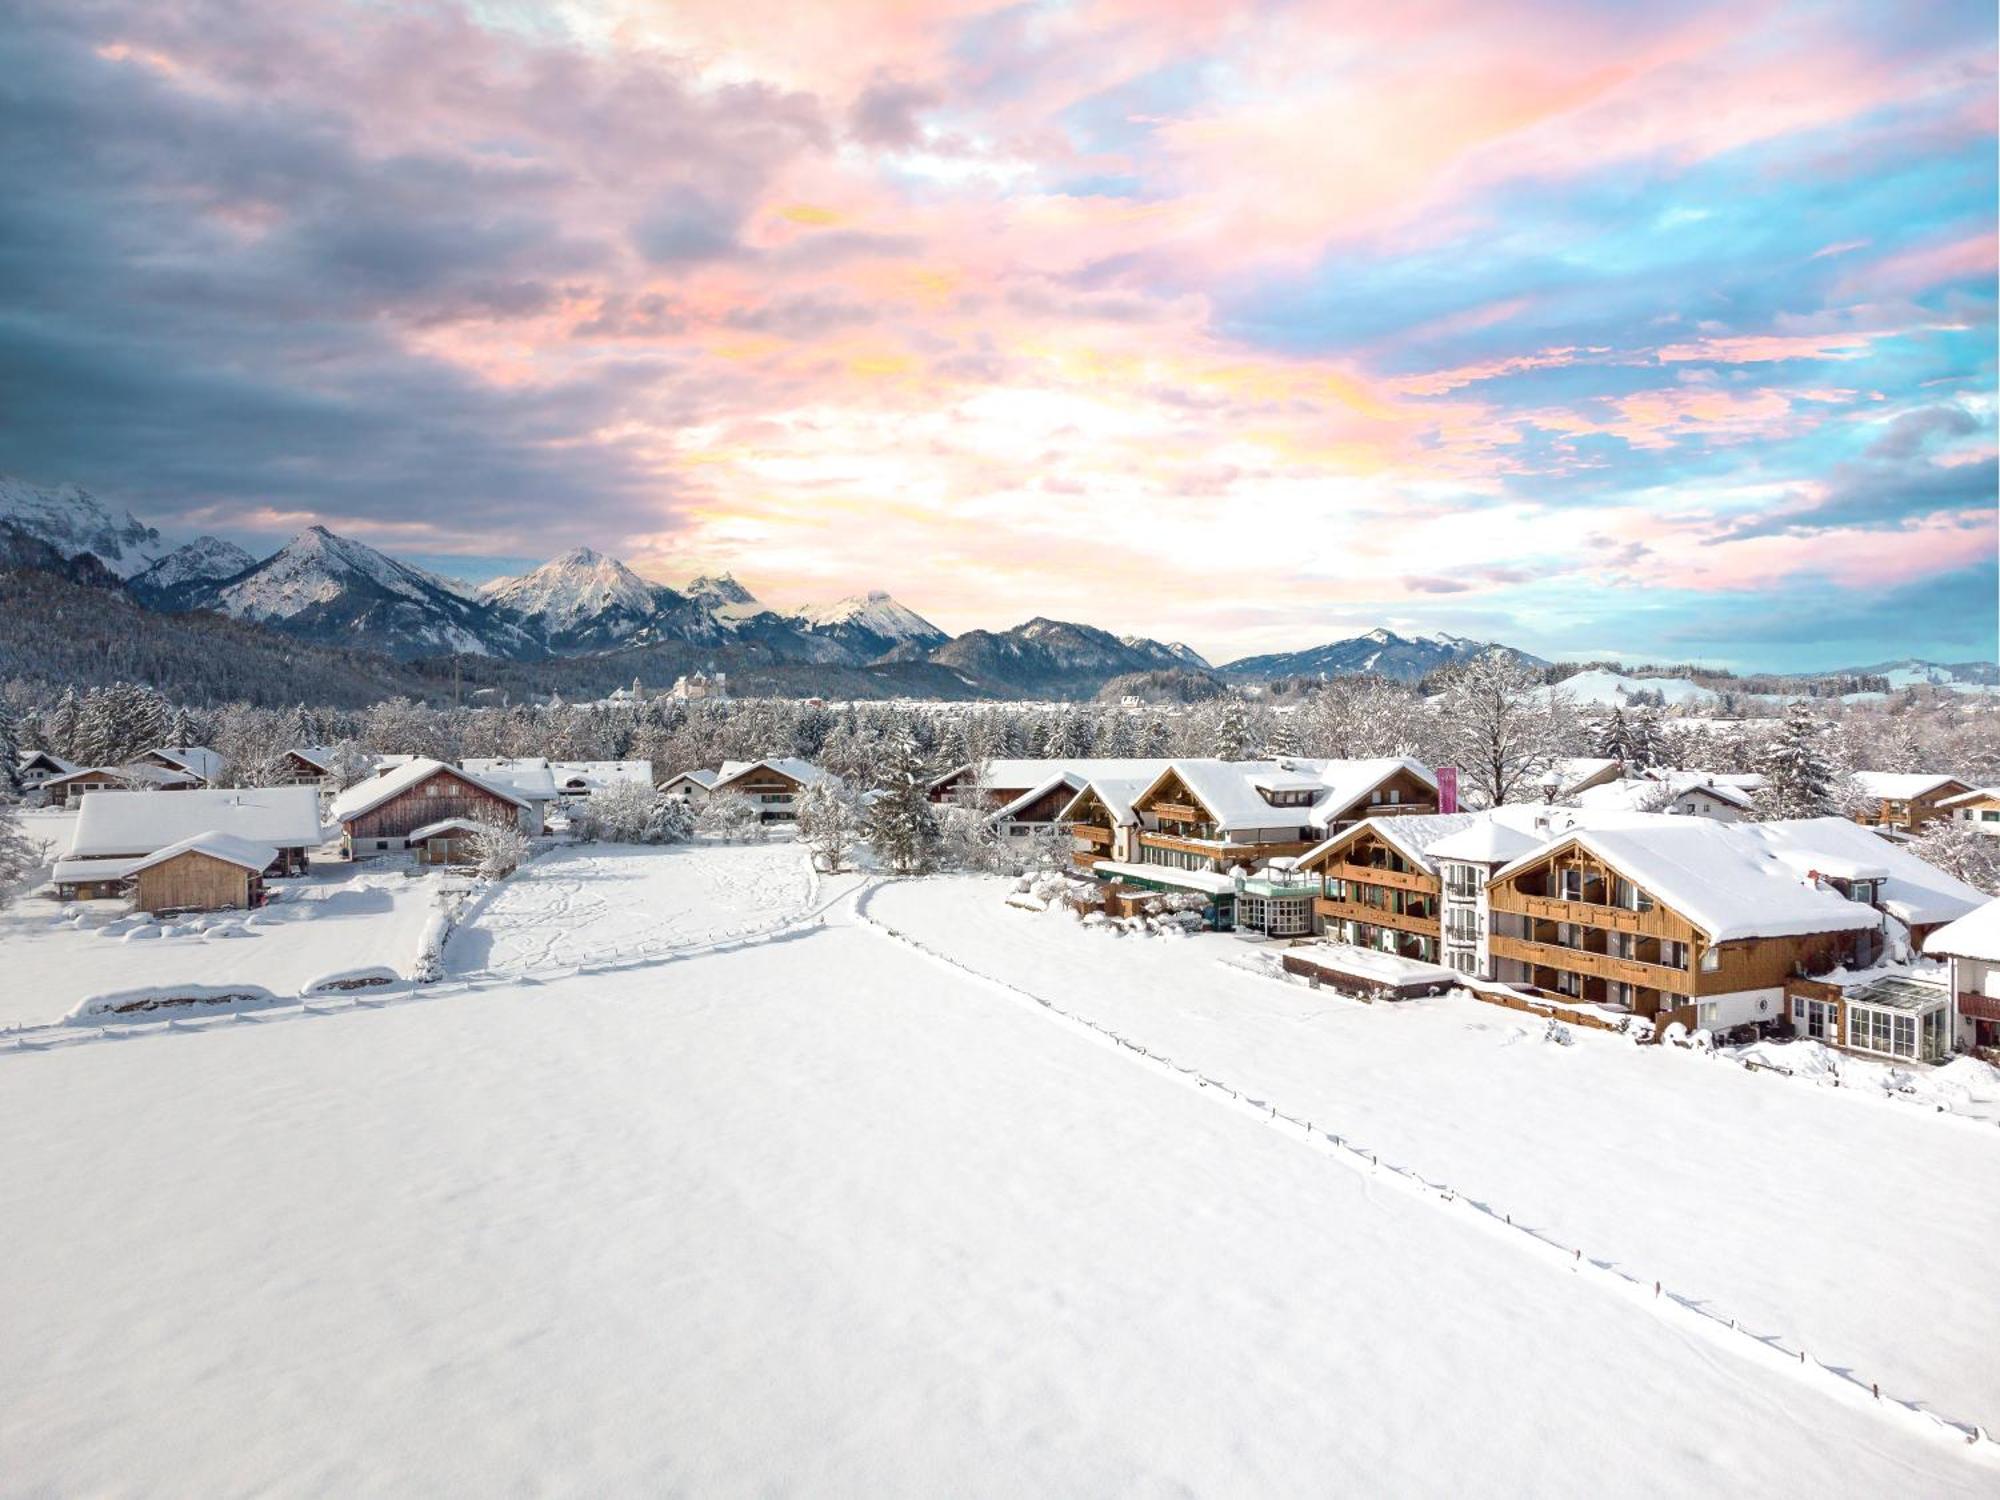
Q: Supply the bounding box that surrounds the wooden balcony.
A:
[1959,992,2000,1024]
[1488,934,1690,993]
[1149,801,1205,824]
[1072,824,1113,846]
[1316,896,1440,937]
[1488,888,1682,939]
[1323,860,1435,895]
[1137,832,1318,861]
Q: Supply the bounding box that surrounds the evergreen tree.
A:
[1626,707,1664,771]
[1209,698,1253,760]
[869,729,940,874]
[48,687,81,761]
[0,702,20,800]
[1595,707,1633,763]
[1752,703,1842,820]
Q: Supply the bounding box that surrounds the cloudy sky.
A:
[1,0,1994,670]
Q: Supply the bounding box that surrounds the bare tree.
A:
[1433,655,1580,808]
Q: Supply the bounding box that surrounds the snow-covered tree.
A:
[697,792,767,843]
[796,778,863,872]
[1626,707,1665,771]
[570,781,679,844]
[1595,707,1633,763]
[0,801,44,906]
[869,730,940,874]
[0,702,20,801]
[1433,655,1580,808]
[1907,818,2000,897]
[465,820,531,878]
[1752,704,1850,821]
[1208,698,1253,760]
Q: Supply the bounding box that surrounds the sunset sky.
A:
[1,0,1994,669]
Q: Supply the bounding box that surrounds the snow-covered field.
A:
[2,843,1994,1494]
[0,864,440,1030]
[442,835,818,976]
[867,876,2000,1434]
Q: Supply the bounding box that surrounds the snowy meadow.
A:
[3,837,1996,1497]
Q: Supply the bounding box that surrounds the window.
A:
[1984,811,2000,824]
[1660,940,1688,969]
[1699,947,1720,973]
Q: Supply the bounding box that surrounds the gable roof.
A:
[288,746,336,772]
[1924,898,2000,962]
[458,757,561,801]
[1298,812,1494,874]
[550,760,652,791]
[714,758,834,792]
[659,768,719,790]
[48,763,200,791]
[1137,757,1437,835]
[144,746,226,782]
[407,817,493,843]
[1940,786,2000,809]
[1574,773,1754,814]
[70,785,325,858]
[1852,771,1971,802]
[1491,820,1887,943]
[1055,773,1163,829]
[128,832,279,876]
[329,758,528,824]
[18,749,77,775]
[928,757,1175,794]
[1744,817,1988,930]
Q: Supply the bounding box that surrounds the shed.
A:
[128,833,279,916]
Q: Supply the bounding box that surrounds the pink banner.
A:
[1437,767,1458,815]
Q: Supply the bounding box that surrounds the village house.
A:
[1850,772,1974,833]
[330,758,539,858]
[272,747,339,785]
[1573,769,1754,821]
[52,785,325,900]
[1925,898,2000,1054]
[459,758,564,822]
[550,760,654,800]
[658,768,719,804]
[129,746,227,786]
[1294,813,1496,965]
[39,761,202,806]
[405,818,490,867]
[16,749,77,793]
[710,759,834,823]
[1940,786,2000,835]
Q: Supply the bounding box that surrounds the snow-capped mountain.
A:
[1847,657,2000,691]
[189,525,539,660]
[480,547,687,652]
[791,590,948,662]
[0,473,170,578]
[1219,627,1546,683]
[1121,635,1212,671]
[684,573,759,613]
[926,617,1219,696]
[129,536,259,608]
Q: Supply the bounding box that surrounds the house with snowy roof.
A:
[131,746,227,786]
[272,747,339,785]
[710,758,834,823]
[1939,786,2000,836]
[330,758,538,858]
[549,760,654,800]
[658,767,720,804]
[40,761,204,806]
[458,758,563,814]
[16,749,76,793]
[1572,770,1754,822]
[52,784,324,899]
[125,833,280,916]
[1850,772,1973,834]
[1925,898,2000,1053]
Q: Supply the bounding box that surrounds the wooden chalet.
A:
[40,763,200,806]
[16,750,77,793]
[1850,773,1974,833]
[130,746,226,786]
[61,786,325,886]
[710,758,832,823]
[1484,826,1881,1030]
[1939,786,2000,836]
[329,758,537,857]
[272,748,337,785]
[1296,820,1448,963]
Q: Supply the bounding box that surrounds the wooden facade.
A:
[1854,778,1972,833]
[720,767,808,822]
[1326,765,1440,827]
[343,768,522,854]
[1486,838,1866,1021]
[133,849,264,916]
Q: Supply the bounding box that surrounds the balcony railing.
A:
[1316,896,1439,936]
[1322,860,1435,895]
[1488,888,1677,937]
[1072,824,1114,845]
[1488,934,1690,993]
[1959,992,2000,1024]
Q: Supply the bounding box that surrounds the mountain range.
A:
[1217,627,1549,683]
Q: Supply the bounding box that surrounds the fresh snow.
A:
[1,844,1994,1495]
[0,866,441,1030]
[1537,667,1718,708]
[791,589,945,644]
[868,875,2000,1434]
[479,546,667,639]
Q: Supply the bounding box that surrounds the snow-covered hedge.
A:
[66,983,280,1023]
[300,966,400,995]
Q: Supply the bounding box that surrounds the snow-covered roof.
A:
[990,771,1086,822]
[1549,757,1621,792]
[1289,942,1459,987]
[1091,859,1239,895]
[18,749,77,774]
[659,768,719,790]
[714,758,833,792]
[1055,773,1162,828]
[1745,818,1988,930]
[146,746,226,783]
[1924,898,2000,961]
[1141,757,1437,834]
[1851,772,1969,802]
[931,757,1174,793]
[128,832,278,876]
[1574,774,1754,814]
[70,785,325,857]
[459,758,562,801]
[330,759,528,824]
[550,760,652,791]
[1298,812,1496,874]
[1491,820,1889,943]
[407,817,491,843]
[1939,786,2000,809]
[48,763,199,790]
[1425,817,1550,866]
[50,854,143,885]
[290,746,336,772]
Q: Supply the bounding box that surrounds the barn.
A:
[127,834,278,916]
[330,758,538,858]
